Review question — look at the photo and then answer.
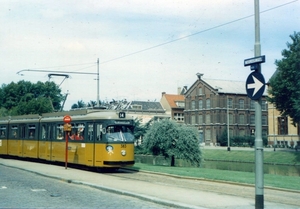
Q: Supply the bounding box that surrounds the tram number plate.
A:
[121,144,126,148]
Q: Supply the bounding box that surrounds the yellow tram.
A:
[0,109,135,169]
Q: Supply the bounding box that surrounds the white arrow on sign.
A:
[247,75,264,96]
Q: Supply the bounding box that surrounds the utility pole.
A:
[97,58,100,107]
[227,95,230,151]
[254,0,264,208]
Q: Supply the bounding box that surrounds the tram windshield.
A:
[105,125,134,142]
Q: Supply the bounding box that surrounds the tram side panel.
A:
[66,121,92,166]
[49,122,89,166]
[8,125,22,157]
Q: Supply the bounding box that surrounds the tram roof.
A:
[0,109,133,124]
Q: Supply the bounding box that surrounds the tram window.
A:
[28,125,36,138]
[41,125,47,139]
[51,124,56,140]
[45,124,55,140]
[76,124,85,140]
[67,123,84,140]
[0,127,6,138]
[96,124,103,141]
[11,126,18,138]
[57,124,64,140]
[106,125,134,142]
[88,123,94,141]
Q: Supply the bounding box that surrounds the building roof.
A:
[162,94,185,108]
[127,101,165,111]
[202,78,246,94]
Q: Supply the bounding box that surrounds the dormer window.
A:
[175,101,185,108]
[131,105,142,110]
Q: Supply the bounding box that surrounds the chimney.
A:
[177,87,181,95]
[162,92,166,97]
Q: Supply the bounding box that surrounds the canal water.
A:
[202,161,300,177]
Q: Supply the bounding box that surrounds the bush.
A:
[142,119,202,166]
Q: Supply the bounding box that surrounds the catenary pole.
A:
[254,0,264,208]
[97,58,100,107]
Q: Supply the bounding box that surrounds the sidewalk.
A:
[0,158,298,209]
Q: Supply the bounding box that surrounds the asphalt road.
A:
[0,165,175,209]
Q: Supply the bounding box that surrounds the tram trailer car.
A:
[0,109,135,169]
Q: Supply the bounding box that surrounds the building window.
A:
[239,114,245,124]
[262,115,267,125]
[191,101,196,110]
[198,115,203,124]
[191,115,196,124]
[132,105,142,110]
[229,113,233,124]
[199,100,203,109]
[239,129,245,136]
[199,87,203,95]
[262,129,267,137]
[278,117,288,135]
[262,100,267,110]
[250,115,255,125]
[228,98,233,108]
[229,129,233,138]
[205,129,211,141]
[174,113,184,121]
[239,99,244,109]
[250,100,255,110]
[206,99,210,109]
[206,114,210,124]
[175,101,185,108]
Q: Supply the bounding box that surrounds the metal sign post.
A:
[253,1,264,208]
[244,1,264,208]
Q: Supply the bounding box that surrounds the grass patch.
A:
[202,149,300,165]
[131,163,300,191]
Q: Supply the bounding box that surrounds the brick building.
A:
[160,88,186,123]
[184,73,268,145]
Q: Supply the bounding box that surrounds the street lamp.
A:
[272,103,276,151]
[227,95,230,151]
[16,59,100,107]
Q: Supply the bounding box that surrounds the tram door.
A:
[94,122,105,167]
[38,123,52,160]
[8,125,19,156]
[85,122,95,166]
[19,124,26,157]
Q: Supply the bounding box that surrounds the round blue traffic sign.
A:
[245,71,265,100]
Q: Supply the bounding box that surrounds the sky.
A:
[1,0,299,110]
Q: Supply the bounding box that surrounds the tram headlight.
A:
[106,145,114,155]
[121,150,126,156]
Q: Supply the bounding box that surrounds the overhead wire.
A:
[23,0,298,70]
[99,0,298,65]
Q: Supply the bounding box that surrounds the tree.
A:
[0,80,63,116]
[143,119,202,167]
[268,32,300,125]
[133,118,148,142]
[71,100,86,109]
[218,129,228,146]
